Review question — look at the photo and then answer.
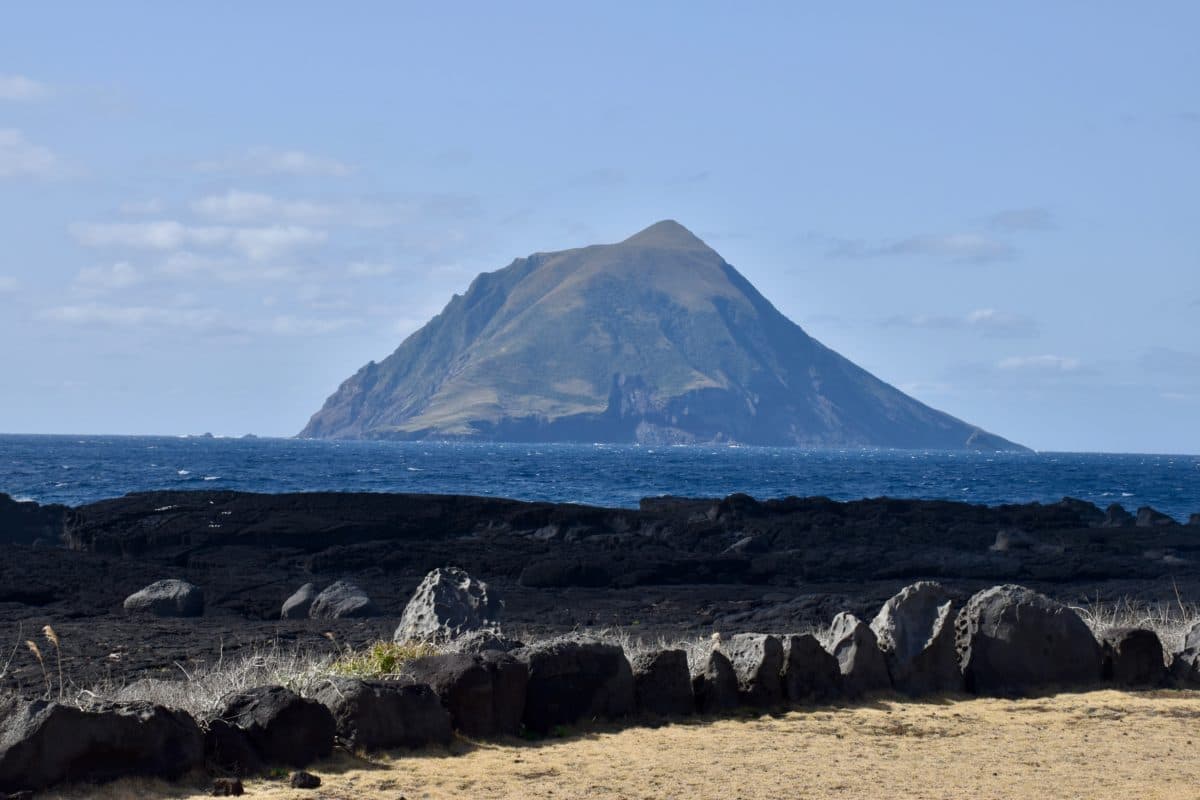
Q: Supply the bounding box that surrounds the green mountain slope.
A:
[300,221,1026,450]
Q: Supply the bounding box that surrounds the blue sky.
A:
[1,2,1197,452]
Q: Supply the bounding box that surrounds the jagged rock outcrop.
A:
[630,649,693,716]
[1136,507,1176,527]
[0,493,66,546]
[1100,628,1167,686]
[1102,503,1135,528]
[0,701,202,792]
[402,652,527,737]
[691,649,739,714]
[781,634,841,703]
[516,638,634,733]
[204,719,262,777]
[313,678,452,750]
[826,612,891,696]
[871,581,961,695]
[395,567,501,643]
[1185,622,1200,652]
[725,633,784,708]
[956,584,1103,694]
[301,220,1024,450]
[215,686,335,768]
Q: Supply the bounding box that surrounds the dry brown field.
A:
[44,689,1200,800]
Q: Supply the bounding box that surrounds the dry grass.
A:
[1072,595,1200,652]
[62,639,445,719]
[75,643,341,719]
[39,689,1200,800]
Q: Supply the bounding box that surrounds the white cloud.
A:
[0,276,18,292]
[69,220,327,261]
[195,148,352,177]
[158,250,299,283]
[964,308,1038,336]
[191,189,464,228]
[75,262,141,291]
[997,354,1081,372]
[347,261,395,277]
[38,302,355,338]
[884,308,1037,337]
[192,190,336,224]
[119,198,165,215]
[267,315,357,336]
[38,303,230,333]
[158,250,234,276]
[230,226,326,261]
[0,129,60,178]
[831,232,1015,264]
[71,221,217,250]
[0,75,48,101]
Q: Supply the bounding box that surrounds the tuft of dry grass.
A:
[1071,595,1200,652]
[78,642,340,719]
[37,689,1200,800]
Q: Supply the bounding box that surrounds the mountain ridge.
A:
[301,221,1026,451]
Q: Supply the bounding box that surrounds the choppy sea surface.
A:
[0,435,1197,521]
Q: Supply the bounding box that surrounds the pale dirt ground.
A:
[44,690,1200,800]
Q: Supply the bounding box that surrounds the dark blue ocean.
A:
[1,435,1198,521]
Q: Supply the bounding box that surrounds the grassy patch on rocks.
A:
[329,640,441,678]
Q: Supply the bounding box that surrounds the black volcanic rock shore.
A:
[1,489,1198,690]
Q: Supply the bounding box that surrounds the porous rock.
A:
[630,649,693,717]
[781,633,840,702]
[216,686,334,768]
[204,719,262,777]
[290,770,321,789]
[0,700,203,792]
[1169,648,1200,686]
[516,637,634,733]
[313,677,451,750]
[402,651,528,737]
[827,612,891,696]
[280,583,318,619]
[122,578,204,617]
[691,649,739,714]
[955,584,1103,694]
[395,567,502,644]
[308,580,379,619]
[1185,621,1200,652]
[724,633,784,708]
[1101,627,1167,686]
[870,581,961,695]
